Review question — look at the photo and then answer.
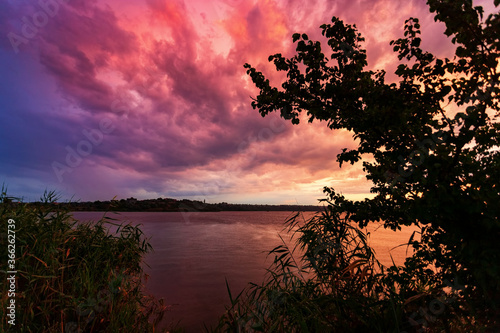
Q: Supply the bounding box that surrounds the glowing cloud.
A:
[0,0,460,204]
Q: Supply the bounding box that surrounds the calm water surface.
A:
[72,211,417,332]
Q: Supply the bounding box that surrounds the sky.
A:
[0,0,494,204]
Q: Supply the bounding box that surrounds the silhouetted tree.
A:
[243,0,499,327]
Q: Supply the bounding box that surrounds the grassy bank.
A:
[0,189,168,332]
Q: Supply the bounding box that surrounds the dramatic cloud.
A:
[0,0,466,204]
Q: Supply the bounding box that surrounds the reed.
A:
[0,188,169,332]
[213,206,481,332]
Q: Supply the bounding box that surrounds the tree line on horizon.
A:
[12,197,322,212]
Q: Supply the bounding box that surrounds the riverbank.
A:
[14,197,323,212]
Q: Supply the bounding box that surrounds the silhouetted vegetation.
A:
[16,197,322,213]
[0,188,170,332]
[216,0,500,331]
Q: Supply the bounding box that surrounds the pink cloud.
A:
[0,0,467,203]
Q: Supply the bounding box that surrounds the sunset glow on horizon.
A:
[1,0,492,204]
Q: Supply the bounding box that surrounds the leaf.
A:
[292,33,300,42]
[456,46,467,57]
[404,293,427,306]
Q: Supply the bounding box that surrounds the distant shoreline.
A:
[12,197,324,212]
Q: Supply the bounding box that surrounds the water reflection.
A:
[72,211,416,332]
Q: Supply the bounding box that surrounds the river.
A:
[72,211,418,332]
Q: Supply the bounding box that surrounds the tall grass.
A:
[213,204,480,332]
[0,188,168,332]
[213,208,395,332]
